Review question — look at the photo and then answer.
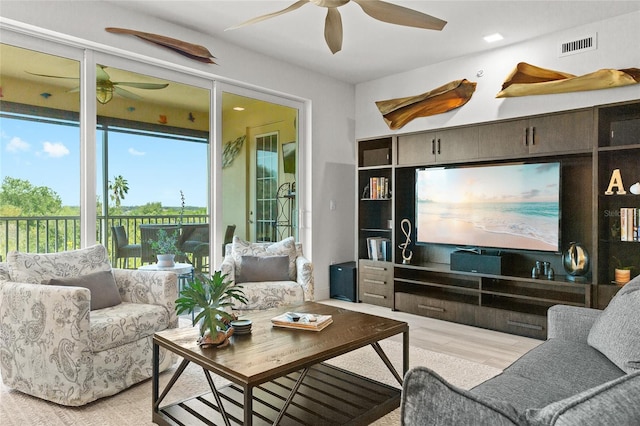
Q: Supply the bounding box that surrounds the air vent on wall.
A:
[559,33,597,57]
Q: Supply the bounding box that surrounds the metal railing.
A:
[0,214,208,267]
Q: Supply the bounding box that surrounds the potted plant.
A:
[149,190,185,267]
[613,256,635,286]
[175,271,247,348]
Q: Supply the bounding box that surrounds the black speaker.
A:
[450,251,506,275]
[330,261,357,302]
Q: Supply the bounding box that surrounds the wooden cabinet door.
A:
[529,109,593,154]
[397,132,436,165]
[436,126,479,163]
[478,118,529,159]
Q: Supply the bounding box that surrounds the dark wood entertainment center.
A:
[356,99,640,339]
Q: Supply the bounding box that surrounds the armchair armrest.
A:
[112,269,178,328]
[547,305,601,342]
[0,281,93,395]
[219,254,236,285]
[296,255,314,301]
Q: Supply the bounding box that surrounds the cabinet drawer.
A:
[494,310,546,339]
[360,282,392,307]
[394,292,461,322]
[359,260,393,281]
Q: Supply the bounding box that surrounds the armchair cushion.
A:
[587,276,640,373]
[48,270,121,310]
[7,244,111,284]
[232,236,297,280]
[237,255,290,283]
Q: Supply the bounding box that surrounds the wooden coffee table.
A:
[152,301,409,425]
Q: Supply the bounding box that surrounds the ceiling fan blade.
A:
[114,86,143,100]
[25,71,78,80]
[352,0,447,31]
[96,65,111,82]
[113,82,169,90]
[324,8,343,54]
[225,0,309,30]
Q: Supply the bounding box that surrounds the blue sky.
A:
[1,116,209,207]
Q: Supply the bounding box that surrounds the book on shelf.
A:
[620,208,639,242]
[367,237,391,261]
[367,177,389,199]
[271,312,333,331]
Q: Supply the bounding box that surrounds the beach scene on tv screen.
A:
[416,163,560,252]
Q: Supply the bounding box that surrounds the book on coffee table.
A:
[271,312,333,331]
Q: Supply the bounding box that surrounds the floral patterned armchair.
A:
[220,236,314,311]
[0,244,178,406]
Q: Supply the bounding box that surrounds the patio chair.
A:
[111,225,141,268]
[180,223,210,272]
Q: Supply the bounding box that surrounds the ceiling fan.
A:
[26,65,169,104]
[226,0,447,54]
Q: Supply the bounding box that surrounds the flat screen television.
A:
[415,162,561,252]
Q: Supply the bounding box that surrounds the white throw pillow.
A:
[231,236,296,280]
[7,244,112,284]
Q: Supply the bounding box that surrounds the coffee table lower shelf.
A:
[153,363,401,426]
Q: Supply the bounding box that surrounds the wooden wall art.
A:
[497,62,640,98]
[375,79,476,130]
[105,27,216,64]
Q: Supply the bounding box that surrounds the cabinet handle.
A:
[523,127,528,146]
[418,304,445,313]
[363,265,387,272]
[431,139,436,155]
[530,126,535,145]
[363,278,386,285]
[437,138,441,154]
[506,320,543,331]
[364,292,386,299]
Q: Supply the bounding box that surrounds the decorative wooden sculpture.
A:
[497,62,640,98]
[375,79,476,130]
[105,27,216,64]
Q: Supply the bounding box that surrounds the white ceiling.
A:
[105,1,640,84]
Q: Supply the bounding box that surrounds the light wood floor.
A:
[319,298,542,370]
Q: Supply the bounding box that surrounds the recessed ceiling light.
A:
[233,106,245,111]
[484,33,504,43]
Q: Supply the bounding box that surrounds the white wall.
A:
[0,1,357,300]
[356,11,640,139]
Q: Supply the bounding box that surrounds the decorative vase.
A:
[614,269,631,286]
[562,242,590,282]
[156,253,175,267]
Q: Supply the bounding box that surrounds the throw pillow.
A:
[236,255,290,283]
[231,236,297,280]
[7,244,112,284]
[48,270,122,310]
[587,275,640,373]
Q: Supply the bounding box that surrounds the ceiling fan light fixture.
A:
[96,84,114,104]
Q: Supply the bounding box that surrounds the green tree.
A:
[108,175,129,208]
[0,176,62,216]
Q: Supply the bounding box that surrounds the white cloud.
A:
[7,136,30,152]
[128,147,145,156]
[42,141,70,158]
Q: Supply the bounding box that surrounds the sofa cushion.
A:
[90,301,170,352]
[471,338,624,413]
[523,371,640,426]
[402,366,520,426]
[48,270,122,310]
[233,280,305,310]
[587,275,640,373]
[7,244,112,284]
[237,255,290,283]
[232,236,296,280]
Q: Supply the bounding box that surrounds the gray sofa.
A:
[401,275,640,425]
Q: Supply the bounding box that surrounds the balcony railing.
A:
[0,214,208,268]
